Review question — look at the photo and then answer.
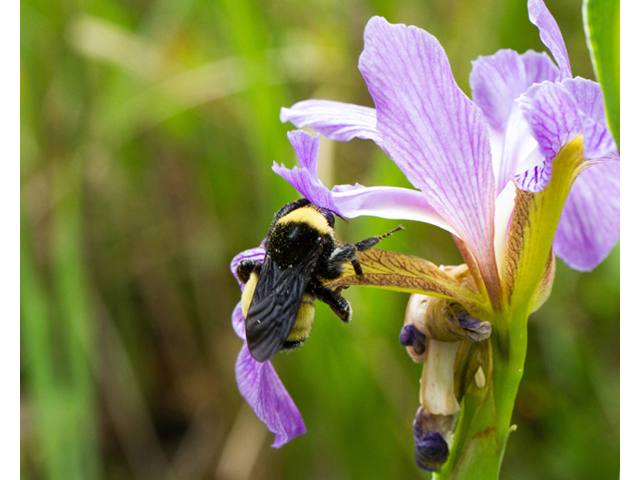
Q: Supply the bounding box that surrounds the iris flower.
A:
[279,0,619,276]
[230,0,619,467]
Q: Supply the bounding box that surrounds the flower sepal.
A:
[324,248,491,319]
[502,136,585,321]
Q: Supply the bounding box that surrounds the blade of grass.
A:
[22,191,101,480]
[21,211,63,480]
[583,0,620,148]
[51,159,101,479]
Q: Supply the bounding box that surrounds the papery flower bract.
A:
[279,0,619,274]
[230,246,306,447]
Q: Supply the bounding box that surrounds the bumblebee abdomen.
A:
[283,294,315,351]
[241,271,259,319]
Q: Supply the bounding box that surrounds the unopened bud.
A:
[399,324,426,357]
[403,294,430,362]
[413,407,453,471]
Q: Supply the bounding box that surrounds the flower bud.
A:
[402,264,493,472]
[422,297,491,343]
[399,324,426,357]
[413,406,453,471]
[403,294,429,362]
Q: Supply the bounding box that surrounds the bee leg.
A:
[314,286,352,323]
[236,259,262,284]
[327,243,362,278]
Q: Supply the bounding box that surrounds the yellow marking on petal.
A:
[502,136,586,320]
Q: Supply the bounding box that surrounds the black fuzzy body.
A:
[237,199,401,362]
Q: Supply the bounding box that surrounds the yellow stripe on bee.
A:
[241,272,259,318]
[278,206,332,235]
[286,294,315,342]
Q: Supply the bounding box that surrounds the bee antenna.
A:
[378,225,404,239]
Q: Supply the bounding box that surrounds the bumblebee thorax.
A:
[268,207,334,266]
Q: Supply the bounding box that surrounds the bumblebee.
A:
[237,198,403,362]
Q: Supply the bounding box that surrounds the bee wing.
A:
[245,249,321,362]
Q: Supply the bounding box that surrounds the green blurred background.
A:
[20,0,619,478]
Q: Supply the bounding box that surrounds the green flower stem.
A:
[437,138,587,479]
[433,309,525,480]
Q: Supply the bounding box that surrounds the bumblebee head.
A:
[273,199,337,232]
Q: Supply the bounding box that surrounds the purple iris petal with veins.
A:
[273,130,457,234]
[230,246,306,447]
[278,0,619,272]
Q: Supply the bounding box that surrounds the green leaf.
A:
[583,0,620,148]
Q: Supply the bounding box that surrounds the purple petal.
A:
[235,344,306,447]
[470,50,559,132]
[358,17,496,266]
[457,315,492,342]
[470,50,559,193]
[561,77,618,161]
[273,131,343,215]
[415,432,449,472]
[470,49,527,132]
[498,106,545,193]
[331,183,456,234]
[232,302,246,340]
[553,162,620,271]
[399,324,426,354]
[514,79,618,192]
[514,81,581,192]
[527,0,571,80]
[230,245,266,287]
[280,100,381,143]
[521,50,560,86]
[274,131,458,233]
